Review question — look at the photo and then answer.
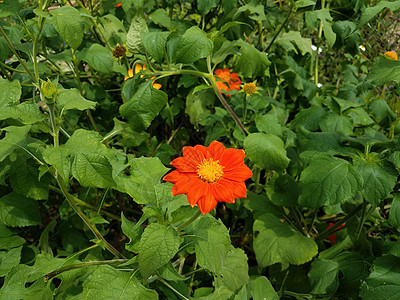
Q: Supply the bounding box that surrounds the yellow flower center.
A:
[243,82,257,95]
[197,158,224,183]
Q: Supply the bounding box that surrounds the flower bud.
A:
[41,79,58,104]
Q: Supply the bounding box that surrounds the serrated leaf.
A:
[275,31,312,55]
[197,0,218,15]
[367,56,400,85]
[0,192,41,227]
[83,265,158,299]
[50,6,85,49]
[244,132,290,172]
[10,158,49,200]
[120,81,168,131]
[58,89,96,111]
[127,15,148,53]
[214,247,249,293]
[42,146,71,183]
[0,246,22,277]
[188,214,231,273]
[358,0,400,29]
[0,224,25,250]
[176,26,213,64]
[65,129,115,188]
[319,113,353,135]
[305,9,336,47]
[308,258,339,294]
[121,213,142,252]
[0,126,31,162]
[80,44,113,73]
[360,255,400,300]
[138,223,180,278]
[234,3,266,21]
[253,213,318,267]
[354,159,397,206]
[141,31,170,62]
[236,41,270,77]
[298,155,363,208]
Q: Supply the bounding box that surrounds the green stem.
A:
[253,167,261,192]
[316,203,363,242]
[356,200,368,239]
[48,185,121,221]
[33,16,45,81]
[157,277,189,300]
[264,5,293,53]
[44,259,129,282]
[74,0,111,50]
[0,26,37,83]
[0,62,12,80]
[55,173,125,258]
[176,210,202,231]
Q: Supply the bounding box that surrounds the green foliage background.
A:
[1,0,400,299]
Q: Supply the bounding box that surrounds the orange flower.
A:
[384,50,398,60]
[163,141,252,214]
[116,3,122,7]
[124,64,161,89]
[214,68,241,97]
[326,223,345,243]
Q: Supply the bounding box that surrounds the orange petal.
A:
[219,148,245,170]
[170,156,198,172]
[163,170,182,184]
[229,181,247,199]
[186,181,208,207]
[197,192,218,214]
[182,146,206,164]
[210,178,235,203]
[134,64,143,74]
[171,175,197,196]
[207,141,225,160]
[152,82,162,90]
[223,165,253,182]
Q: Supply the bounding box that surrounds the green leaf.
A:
[275,31,312,55]
[248,276,279,300]
[0,246,22,277]
[234,3,266,21]
[197,0,218,15]
[266,173,300,207]
[298,155,363,208]
[358,0,400,29]
[0,224,25,250]
[244,132,290,172]
[0,126,31,162]
[185,88,215,129]
[0,0,22,17]
[50,6,85,49]
[149,9,172,29]
[80,44,113,73]
[353,158,397,206]
[83,265,158,299]
[360,255,400,300]
[295,0,316,8]
[291,106,326,131]
[236,41,270,77]
[319,113,353,135]
[367,56,400,85]
[141,31,170,62]
[10,158,49,200]
[389,194,400,230]
[58,88,97,111]
[255,114,283,137]
[214,248,249,293]
[120,82,168,131]
[305,9,336,47]
[253,213,318,267]
[126,15,148,53]
[176,26,213,64]
[42,146,71,183]
[308,258,339,295]
[65,129,115,188]
[345,107,375,127]
[188,214,231,273]
[0,77,21,107]
[138,223,180,278]
[121,213,142,252]
[0,192,41,227]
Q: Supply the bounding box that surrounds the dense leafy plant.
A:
[1,0,400,299]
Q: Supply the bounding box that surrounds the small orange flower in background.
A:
[214,68,241,97]
[124,64,162,89]
[163,141,252,215]
[116,3,122,7]
[326,223,345,243]
[384,50,398,60]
